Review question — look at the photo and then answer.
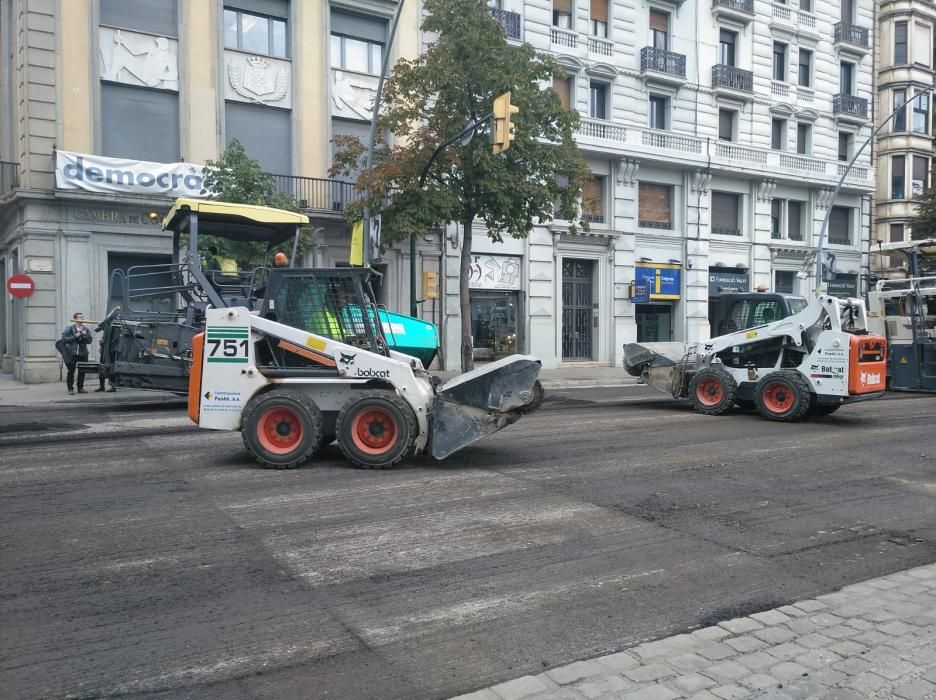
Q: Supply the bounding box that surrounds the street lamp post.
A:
[814,80,936,294]
[409,117,489,316]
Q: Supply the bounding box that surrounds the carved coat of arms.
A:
[227,56,289,105]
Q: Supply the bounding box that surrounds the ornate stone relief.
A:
[224,52,292,109]
[99,28,179,91]
[332,70,378,121]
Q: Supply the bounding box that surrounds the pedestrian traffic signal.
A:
[492,91,519,155]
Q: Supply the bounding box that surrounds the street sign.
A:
[7,273,35,299]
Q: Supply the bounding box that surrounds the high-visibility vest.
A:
[215,256,238,275]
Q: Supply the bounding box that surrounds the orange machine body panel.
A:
[847,335,887,395]
[188,332,205,423]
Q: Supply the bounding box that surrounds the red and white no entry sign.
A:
[7,273,35,299]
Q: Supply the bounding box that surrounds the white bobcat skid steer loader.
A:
[623,294,887,421]
[187,305,543,469]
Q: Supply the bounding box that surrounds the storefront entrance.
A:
[561,258,595,361]
[636,304,673,342]
[470,291,520,362]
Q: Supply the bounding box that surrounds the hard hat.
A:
[274,252,288,266]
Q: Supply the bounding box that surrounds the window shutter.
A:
[913,22,931,66]
[788,201,802,240]
[719,110,733,140]
[554,77,571,109]
[331,9,387,43]
[591,0,608,22]
[100,0,178,37]
[649,10,668,32]
[829,207,850,243]
[554,0,572,13]
[583,176,605,220]
[101,84,180,162]
[711,192,739,233]
[226,102,292,175]
[638,183,672,226]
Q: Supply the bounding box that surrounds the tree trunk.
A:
[459,214,474,373]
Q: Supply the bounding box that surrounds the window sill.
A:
[224,46,291,62]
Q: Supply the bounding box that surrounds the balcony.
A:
[272,175,359,214]
[588,35,613,57]
[490,8,521,40]
[550,26,577,49]
[833,93,868,123]
[712,64,754,101]
[834,22,870,55]
[640,47,687,87]
[711,0,755,24]
[1,161,17,196]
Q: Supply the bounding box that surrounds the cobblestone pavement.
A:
[454,564,936,700]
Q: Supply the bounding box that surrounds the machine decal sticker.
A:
[201,389,243,413]
[205,326,249,363]
[305,336,327,351]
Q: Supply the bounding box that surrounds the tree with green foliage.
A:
[908,186,936,241]
[331,0,589,371]
[200,140,306,266]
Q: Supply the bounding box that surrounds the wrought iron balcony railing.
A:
[0,160,17,193]
[490,8,521,40]
[271,175,359,212]
[833,93,868,119]
[712,64,753,92]
[640,47,687,79]
[712,0,754,13]
[834,22,869,48]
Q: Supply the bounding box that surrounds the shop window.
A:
[471,292,520,362]
[712,191,741,236]
[829,206,851,245]
[775,270,795,294]
[638,182,673,229]
[225,6,288,58]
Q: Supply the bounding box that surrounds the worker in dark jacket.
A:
[61,312,93,394]
[94,307,121,392]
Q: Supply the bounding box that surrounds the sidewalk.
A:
[0,365,638,406]
[454,564,936,700]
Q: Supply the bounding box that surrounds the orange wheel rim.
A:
[351,407,397,455]
[257,407,304,454]
[696,378,724,406]
[762,382,794,414]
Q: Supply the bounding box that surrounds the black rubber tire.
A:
[517,380,545,415]
[241,390,323,469]
[754,370,812,422]
[810,402,842,416]
[336,391,418,469]
[688,367,738,416]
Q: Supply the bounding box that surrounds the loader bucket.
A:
[431,354,543,459]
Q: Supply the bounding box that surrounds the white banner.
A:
[55,150,206,199]
[468,254,522,290]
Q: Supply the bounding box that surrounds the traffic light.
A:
[492,91,519,155]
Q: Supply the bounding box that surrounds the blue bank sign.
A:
[632,263,681,301]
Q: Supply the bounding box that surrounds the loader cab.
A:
[712,292,807,336]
